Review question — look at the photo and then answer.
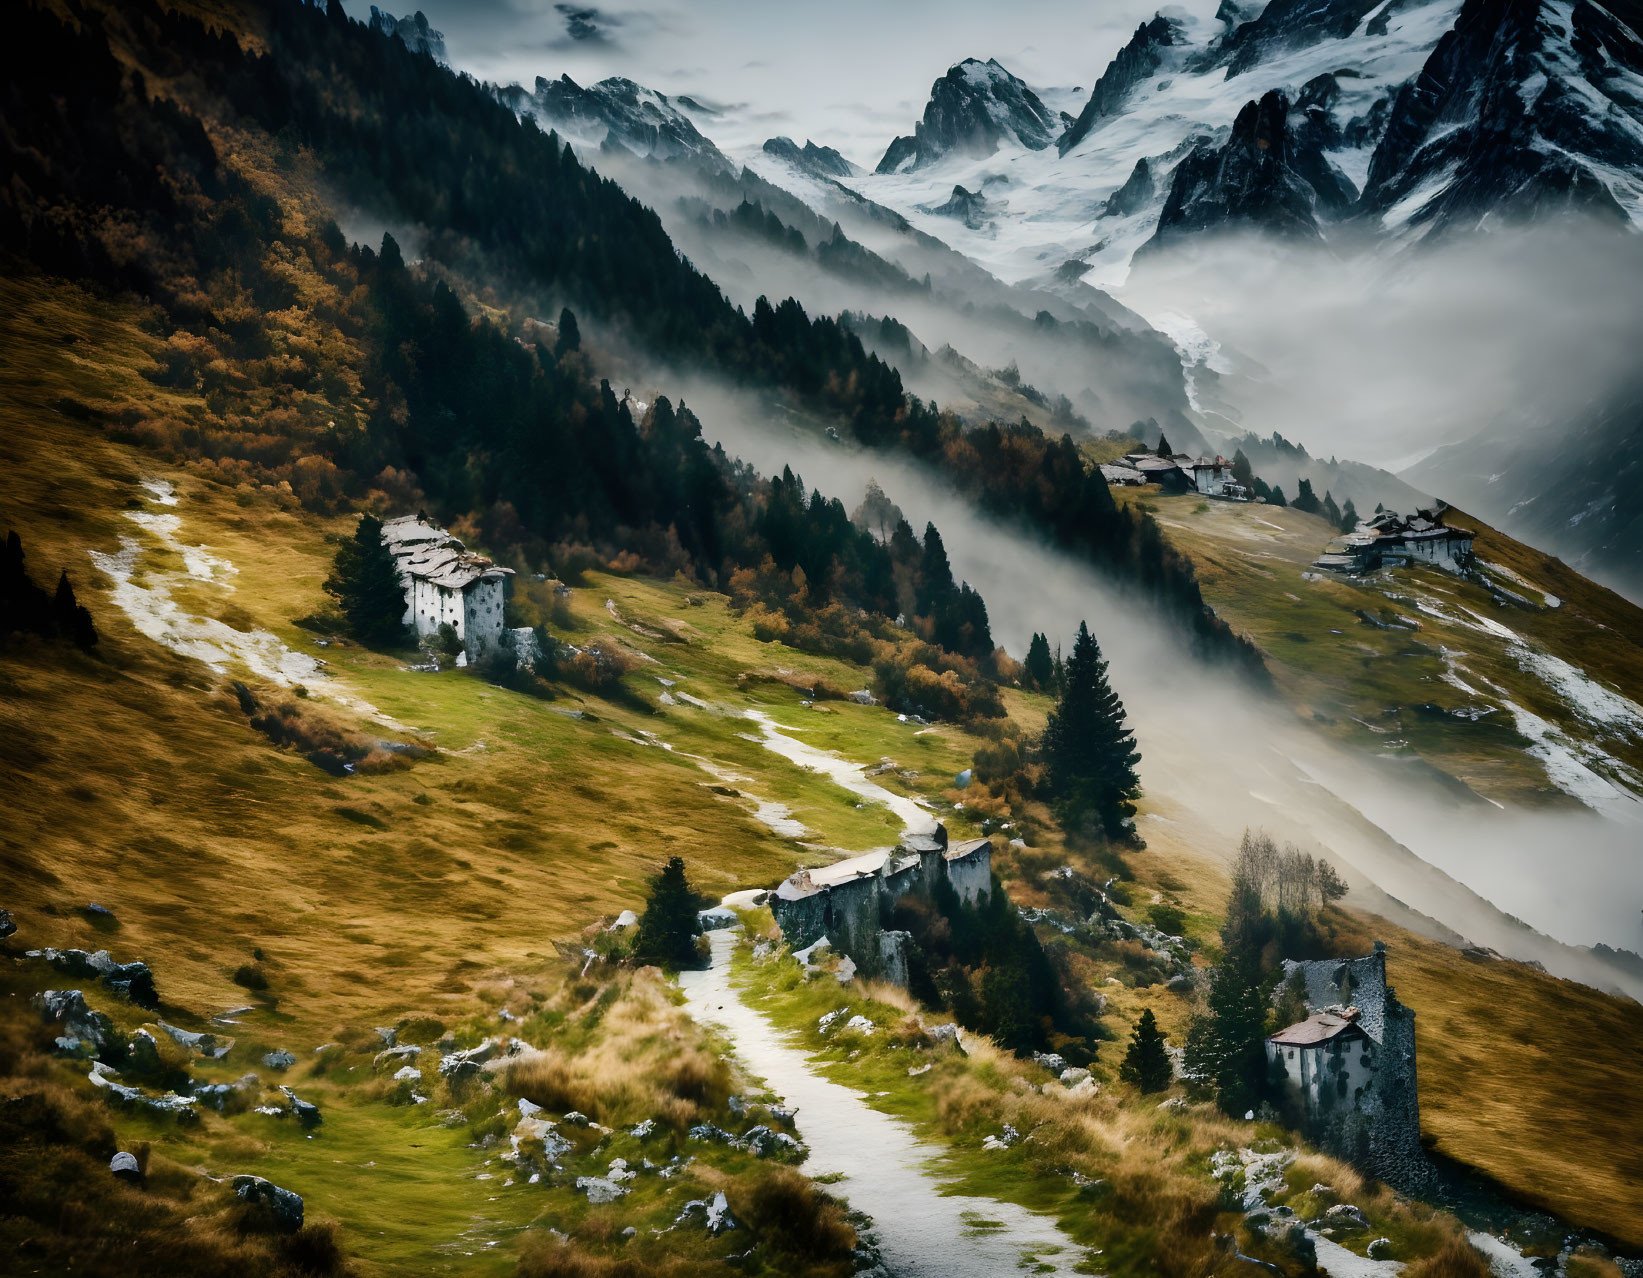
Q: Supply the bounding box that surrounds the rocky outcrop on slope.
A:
[1149,91,1327,246]
[1058,15,1183,155]
[496,75,732,173]
[877,59,1058,173]
[367,8,446,62]
[763,136,861,179]
[1359,0,1642,233]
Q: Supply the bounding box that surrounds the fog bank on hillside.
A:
[662,372,1643,992]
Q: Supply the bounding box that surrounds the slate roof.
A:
[1269,1010,1368,1048]
[382,516,513,591]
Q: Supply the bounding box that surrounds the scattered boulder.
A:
[928,1022,961,1047]
[609,910,638,930]
[32,989,122,1057]
[158,1021,233,1059]
[687,1122,736,1145]
[0,908,16,940]
[28,947,157,1007]
[1157,1096,1188,1114]
[85,903,117,923]
[562,1110,591,1127]
[438,1037,514,1086]
[1324,1203,1369,1230]
[1308,1183,1336,1200]
[1059,1067,1091,1088]
[373,1044,420,1071]
[981,1125,1021,1150]
[742,1125,804,1159]
[843,1015,875,1034]
[697,906,739,931]
[705,1190,737,1234]
[109,1151,142,1181]
[1367,1237,1395,1259]
[279,1086,323,1128]
[233,1175,304,1232]
[575,1175,628,1204]
[262,1049,296,1072]
[125,1029,165,1076]
[393,1065,421,1083]
[630,1118,657,1140]
[193,1074,261,1111]
[1032,1051,1067,1073]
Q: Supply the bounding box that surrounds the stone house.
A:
[769,826,992,984]
[381,515,514,661]
[1266,943,1431,1191]
[1313,505,1476,576]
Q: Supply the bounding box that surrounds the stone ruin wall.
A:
[1282,945,1432,1192]
[770,840,991,984]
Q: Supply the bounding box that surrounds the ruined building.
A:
[381,515,513,661]
[1266,943,1432,1191]
[769,827,992,984]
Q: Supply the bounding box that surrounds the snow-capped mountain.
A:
[494,74,733,173]
[1359,0,1643,236]
[876,59,1062,174]
[819,0,1643,286]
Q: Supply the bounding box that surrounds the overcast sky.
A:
[345,0,1206,166]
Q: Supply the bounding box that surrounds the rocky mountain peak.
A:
[876,58,1058,174]
[1146,90,1327,249]
[1058,14,1184,155]
[367,7,446,62]
[763,136,861,179]
[497,73,732,173]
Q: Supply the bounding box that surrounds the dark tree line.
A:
[1,531,97,651]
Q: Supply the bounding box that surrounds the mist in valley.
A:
[646,368,1643,997]
[1117,220,1643,475]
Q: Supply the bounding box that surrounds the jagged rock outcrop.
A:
[496,75,732,173]
[367,8,445,62]
[28,947,157,1008]
[1149,91,1325,247]
[877,59,1058,173]
[1359,0,1641,234]
[762,136,860,179]
[922,184,992,230]
[234,1175,304,1232]
[1217,0,1386,76]
[1059,15,1183,154]
[1102,158,1157,218]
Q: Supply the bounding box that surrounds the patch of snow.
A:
[88,508,405,729]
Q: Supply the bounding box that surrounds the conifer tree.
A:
[1041,621,1141,839]
[53,570,97,649]
[1293,478,1321,515]
[1024,632,1054,690]
[634,856,702,969]
[915,522,955,617]
[1339,498,1358,533]
[555,306,581,357]
[1231,448,1253,485]
[1155,432,1174,458]
[1322,489,1341,527]
[324,513,410,648]
[1119,1008,1173,1093]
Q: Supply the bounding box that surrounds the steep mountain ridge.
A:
[876,58,1060,174]
[838,0,1642,284]
[495,73,734,173]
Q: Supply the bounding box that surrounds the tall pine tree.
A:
[1041,622,1141,839]
[324,514,410,648]
[1119,1007,1173,1093]
[1023,632,1053,690]
[634,856,702,969]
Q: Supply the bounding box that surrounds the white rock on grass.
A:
[575,1176,628,1204]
